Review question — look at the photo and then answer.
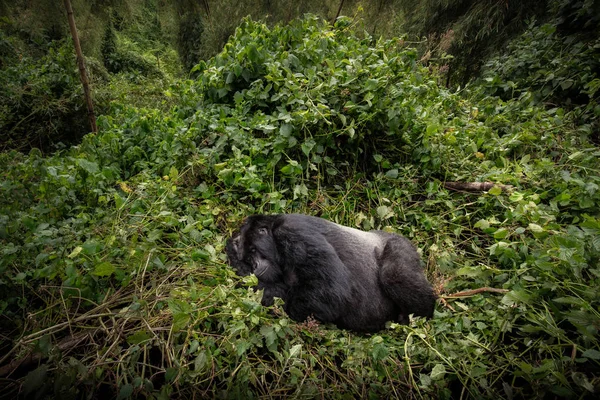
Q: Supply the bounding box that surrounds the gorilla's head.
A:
[226,216,283,283]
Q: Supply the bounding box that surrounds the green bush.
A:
[0,39,90,151]
[475,21,600,143]
[101,21,161,76]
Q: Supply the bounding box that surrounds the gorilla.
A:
[226,214,436,332]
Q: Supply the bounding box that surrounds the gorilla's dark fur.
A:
[226,214,436,332]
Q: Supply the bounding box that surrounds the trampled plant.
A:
[0,14,598,399]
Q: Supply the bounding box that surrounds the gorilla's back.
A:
[280,214,399,330]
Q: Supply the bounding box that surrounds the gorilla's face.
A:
[225,233,253,276]
[226,218,283,283]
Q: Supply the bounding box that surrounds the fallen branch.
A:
[443,182,513,192]
[444,287,509,298]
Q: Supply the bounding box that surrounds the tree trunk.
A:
[63,0,97,133]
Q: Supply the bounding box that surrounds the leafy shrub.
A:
[475,21,600,143]
[399,0,547,86]
[101,20,161,76]
[478,23,599,102]
[0,39,90,151]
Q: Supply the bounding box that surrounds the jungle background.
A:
[0,0,599,398]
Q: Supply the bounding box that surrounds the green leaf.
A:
[23,364,48,397]
[82,240,102,255]
[247,44,260,63]
[488,185,502,196]
[371,343,389,361]
[493,228,509,239]
[376,205,391,220]
[77,158,99,174]
[172,312,190,331]
[289,344,302,358]
[456,266,484,278]
[68,246,83,259]
[225,71,235,84]
[430,364,446,380]
[426,124,439,135]
[93,262,115,277]
[114,193,125,209]
[194,351,208,372]
[191,250,210,261]
[147,229,163,242]
[280,123,292,136]
[365,78,379,91]
[581,349,600,360]
[528,223,544,233]
[474,219,490,229]
[509,192,524,202]
[169,166,179,181]
[165,367,178,382]
[560,79,573,90]
[384,169,398,179]
[127,330,151,345]
[501,289,532,306]
[117,383,133,400]
[260,325,279,353]
[169,299,191,331]
[301,139,315,157]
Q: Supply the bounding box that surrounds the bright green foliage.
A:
[1,15,599,399]
[186,16,451,187]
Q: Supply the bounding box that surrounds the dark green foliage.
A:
[100,19,118,70]
[0,39,89,151]
[474,14,600,143]
[101,19,160,76]
[400,0,549,85]
[551,0,600,33]
[177,12,204,73]
[1,13,599,400]
[0,27,17,67]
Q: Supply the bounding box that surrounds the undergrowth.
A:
[0,14,599,399]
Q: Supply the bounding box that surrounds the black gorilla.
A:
[226,214,436,332]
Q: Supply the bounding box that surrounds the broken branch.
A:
[444,287,509,298]
[443,182,514,192]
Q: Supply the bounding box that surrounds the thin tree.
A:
[63,0,97,133]
[331,0,345,25]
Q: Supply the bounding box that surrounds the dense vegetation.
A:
[1,0,599,398]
